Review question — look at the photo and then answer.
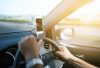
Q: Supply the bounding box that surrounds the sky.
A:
[0,0,100,19]
[0,0,62,16]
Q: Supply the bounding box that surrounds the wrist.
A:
[65,55,78,64]
[26,58,43,68]
[65,55,76,62]
[25,54,40,61]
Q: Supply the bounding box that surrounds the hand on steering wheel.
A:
[18,35,42,62]
[13,35,62,68]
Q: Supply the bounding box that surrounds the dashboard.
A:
[0,21,36,67]
[0,20,60,68]
[0,22,55,68]
[0,35,57,68]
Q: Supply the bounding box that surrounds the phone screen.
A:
[36,18,43,31]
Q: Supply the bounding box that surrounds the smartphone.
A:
[36,18,43,31]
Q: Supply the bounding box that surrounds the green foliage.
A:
[0,18,33,23]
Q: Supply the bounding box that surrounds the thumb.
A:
[55,51,62,56]
[39,39,43,45]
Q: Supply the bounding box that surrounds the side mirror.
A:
[55,27,74,40]
[61,27,74,40]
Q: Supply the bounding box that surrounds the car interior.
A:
[0,0,100,68]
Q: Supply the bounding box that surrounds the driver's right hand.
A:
[55,46,75,61]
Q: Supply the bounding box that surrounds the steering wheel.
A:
[12,38,62,68]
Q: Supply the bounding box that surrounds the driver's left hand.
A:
[18,35,42,61]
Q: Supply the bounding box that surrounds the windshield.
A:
[59,0,100,26]
[55,0,100,48]
[0,0,62,16]
[67,0,100,24]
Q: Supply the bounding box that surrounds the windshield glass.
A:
[67,0,100,24]
[0,0,62,16]
[55,0,100,48]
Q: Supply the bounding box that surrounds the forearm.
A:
[66,56,98,68]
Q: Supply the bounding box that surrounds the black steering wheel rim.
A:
[12,38,61,68]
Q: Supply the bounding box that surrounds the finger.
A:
[59,46,64,50]
[19,36,29,44]
[39,39,43,45]
[25,35,29,38]
[28,35,37,40]
[59,46,67,51]
[20,37,25,43]
[18,37,25,46]
[61,46,67,50]
[55,51,62,56]
[18,36,29,48]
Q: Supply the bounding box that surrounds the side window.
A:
[55,25,74,40]
[61,27,74,40]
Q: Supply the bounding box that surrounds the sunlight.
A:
[67,0,100,24]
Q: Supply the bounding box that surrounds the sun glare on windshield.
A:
[67,0,100,26]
